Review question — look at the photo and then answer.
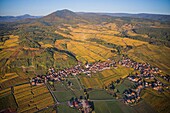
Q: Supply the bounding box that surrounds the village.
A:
[31,59,117,85]
[31,56,170,108]
[118,57,170,104]
[31,60,116,112]
[67,97,92,113]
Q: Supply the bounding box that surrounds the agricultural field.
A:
[0,8,170,113]
[100,66,134,85]
[55,39,115,63]
[57,104,80,113]
[116,78,135,94]
[88,89,114,100]
[0,88,11,97]
[13,83,54,113]
[79,76,103,89]
[141,89,170,113]
[56,24,147,48]
[79,66,134,89]
[127,30,149,38]
[94,101,135,113]
[53,51,77,69]
[0,35,19,49]
[54,90,75,102]
[53,76,84,102]
[0,93,17,111]
[0,73,18,83]
[128,44,170,74]
[93,100,157,113]
[0,72,28,89]
[38,41,54,48]
[132,100,158,113]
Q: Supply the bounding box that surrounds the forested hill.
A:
[0,9,170,77]
[1,9,170,22]
[77,12,170,22]
[0,14,42,22]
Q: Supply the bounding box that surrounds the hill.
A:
[0,14,42,22]
[0,9,170,113]
[39,9,87,25]
[78,12,170,22]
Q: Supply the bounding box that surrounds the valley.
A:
[0,9,170,113]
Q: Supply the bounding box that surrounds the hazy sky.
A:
[0,0,170,16]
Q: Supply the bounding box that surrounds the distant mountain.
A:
[39,9,123,25]
[50,9,78,19]
[0,14,42,22]
[38,9,170,26]
[1,9,170,23]
[39,9,87,25]
[94,13,170,22]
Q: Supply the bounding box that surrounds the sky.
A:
[0,0,170,16]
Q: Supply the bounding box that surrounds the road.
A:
[74,75,83,90]
[45,83,59,104]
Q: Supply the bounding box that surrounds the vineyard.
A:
[0,8,170,113]
[103,65,134,84]
[128,44,170,74]
[55,24,147,48]
[14,84,54,113]
[80,77,103,89]
[0,73,18,83]
[79,65,134,88]
[55,39,115,63]
[0,35,19,48]
[0,88,11,97]
[0,73,28,89]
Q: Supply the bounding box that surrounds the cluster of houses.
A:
[31,56,169,106]
[31,60,117,85]
[118,57,159,73]
[31,75,47,86]
[123,88,141,104]
[159,74,170,82]
[84,60,116,76]
[68,98,92,113]
[119,57,169,104]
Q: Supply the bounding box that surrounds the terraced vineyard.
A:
[0,88,11,97]
[0,89,17,111]
[14,84,54,113]
[0,8,170,113]
[55,39,115,63]
[80,76,103,89]
[79,65,134,88]
[0,73,28,89]
[0,73,19,83]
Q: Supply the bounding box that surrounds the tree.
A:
[110,81,115,90]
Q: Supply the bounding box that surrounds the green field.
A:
[94,100,158,113]
[141,89,170,113]
[57,104,80,113]
[66,76,82,90]
[89,89,114,100]
[116,78,135,94]
[0,94,17,110]
[133,100,158,113]
[79,76,103,89]
[94,101,135,113]
[54,90,76,102]
[78,66,134,89]
[53,78,84,102]
[0,9,170,113]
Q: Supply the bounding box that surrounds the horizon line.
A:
[1,9,170,16]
